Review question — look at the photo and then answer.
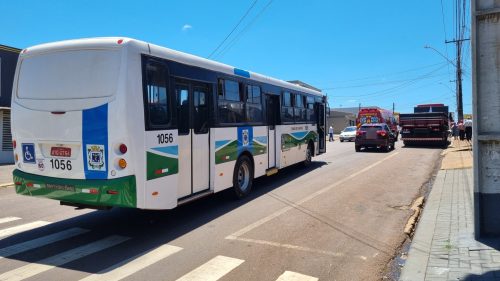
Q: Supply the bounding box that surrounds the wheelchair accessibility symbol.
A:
[22,143,36,163]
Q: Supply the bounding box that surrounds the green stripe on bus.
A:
[146,152,179,180]
[251,141,267,156]
[282,131,318,150]
[215,140,238,164]
[13,169,137,208]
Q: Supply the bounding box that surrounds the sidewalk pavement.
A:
[400,140,500,281]
[0,164,15,186]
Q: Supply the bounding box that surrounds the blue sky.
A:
[0,0,471,115]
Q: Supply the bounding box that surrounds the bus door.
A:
[175,80,210,198]
[317,102,326,154]
[266,94,279,168]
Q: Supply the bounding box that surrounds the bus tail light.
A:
[107,190,119,195]
[15,153,18,162]
[118,158,127,169]
[119,144,128,154]
[12,140,16,149]
[356,130,366,136]
[117,39,123,44]
[376,130,387,137]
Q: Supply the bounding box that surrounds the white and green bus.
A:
[11,37,326,210]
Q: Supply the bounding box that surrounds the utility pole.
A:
[446,38,468,121]
[392,102,395,114]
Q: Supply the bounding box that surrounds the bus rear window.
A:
[17,50,121,100]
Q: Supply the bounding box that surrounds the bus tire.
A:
[355,145,361,152]
[233,155,254,199]
[303,142,313,167]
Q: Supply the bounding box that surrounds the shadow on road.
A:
[0,160,327,274]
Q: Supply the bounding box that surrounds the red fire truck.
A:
[356,107,399,139]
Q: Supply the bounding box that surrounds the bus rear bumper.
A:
[13,169,137,209]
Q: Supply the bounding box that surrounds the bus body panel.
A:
[213,127,239,193]
[278,124,317,168]
[144,129,179,209]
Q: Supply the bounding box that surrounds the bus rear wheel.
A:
[233,155,254,199]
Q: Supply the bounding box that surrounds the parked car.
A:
[339,126,357,142]
[355,123,396,152]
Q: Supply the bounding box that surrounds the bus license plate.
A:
[51,147,71,157]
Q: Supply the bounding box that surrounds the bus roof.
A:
[21,37,324,97]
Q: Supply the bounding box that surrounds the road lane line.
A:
[226,152,400,239]
[175,255,244,281]
[0,221,51,238]
[0,235,130,281]
[79,244,182,281]
[0,228,89,260]
[275,271,318,281]
[0,217,21,225]
[227,236,343,257]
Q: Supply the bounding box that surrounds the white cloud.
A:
[182,24,192,31]
[347,99,357,103]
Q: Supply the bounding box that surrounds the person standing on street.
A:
[452,122,459,140]
[329,126,334,142]
[464,119,473,142]
[458,120,465,141]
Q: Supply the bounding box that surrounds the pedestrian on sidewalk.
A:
[464,119,472,141]
[458,120,465,141]
[451,122,458,140]
[329,126,334,142]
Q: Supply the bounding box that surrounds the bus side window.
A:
[144,60,170,128]
[246,85,263,123]
[281,91,294,123]
[306,96,315,122]
[218,79,245,124]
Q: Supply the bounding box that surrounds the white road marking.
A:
[226,236,343,257]
[0,235,129,281]
[175,255,244,281]
[79,244,182,281]
[0,228,89,260]
[227,152,400,241]
[276,271,318,281]
[0,221,51,238]
[0,217,21,224]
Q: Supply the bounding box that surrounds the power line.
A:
[320,62,447,87]
[321,65,448,90]
[207,0,259,59]
[330,65,448,98]
[214,0,274,59]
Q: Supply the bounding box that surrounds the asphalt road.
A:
[0,140,442,281]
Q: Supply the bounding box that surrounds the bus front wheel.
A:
[233,155,254,199]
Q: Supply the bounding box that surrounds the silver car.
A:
[339,126,357,142]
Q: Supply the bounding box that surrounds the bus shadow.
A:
[0,161,327,275]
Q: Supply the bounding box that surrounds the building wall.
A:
[0,46,20,164]
[0,109,13,164]
[327,111,357,134]
[0,46,20,107]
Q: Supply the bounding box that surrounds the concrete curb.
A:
[0,183,14,188]
[399,171,447,281]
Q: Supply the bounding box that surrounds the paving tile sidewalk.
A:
[400,140,500,281]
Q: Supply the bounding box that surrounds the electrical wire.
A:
[214,0,274,59]
[207,0,259,59]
